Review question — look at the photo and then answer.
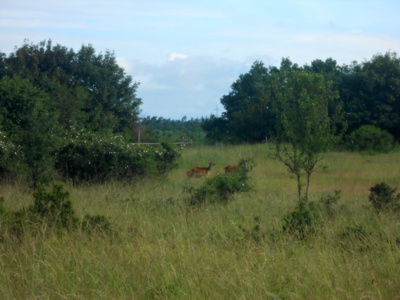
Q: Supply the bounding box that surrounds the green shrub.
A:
[0,183,78,240]
[282,201,319,239]
[155,142,181,174]
[368,182,400,211]
[345,125,394,153]
[55,130,181,182]
[30,183,78,229]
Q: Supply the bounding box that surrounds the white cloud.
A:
[169,52,189,61]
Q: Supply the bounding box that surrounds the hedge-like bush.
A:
[55,130,181,182]
[345,125,394,153]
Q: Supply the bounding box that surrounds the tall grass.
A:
[1,144,400,299]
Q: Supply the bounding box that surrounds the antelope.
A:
[224,165,238,174]
[225,158,252,174]
[190,160,215,177]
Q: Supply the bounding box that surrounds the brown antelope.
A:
[190,160,215,177]
[224,165,238,174]
[225,158,252,174]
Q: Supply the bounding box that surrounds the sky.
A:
[1,0,400,119]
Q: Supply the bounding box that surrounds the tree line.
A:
[203,52,400,144]
[0,39,398,183]
[140,116,206,144]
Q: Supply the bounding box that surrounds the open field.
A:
[1,144,400,299]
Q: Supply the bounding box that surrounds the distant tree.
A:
[203,59,302,144]
[272,71,346,202]
[142,116,206,143]
[201,115,229,143]
[2,40,142,137]
[340,51,400,139]
[217,61,277,142]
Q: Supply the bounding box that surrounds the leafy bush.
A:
[55,129,181,182]
[0,131,17,177]
[155,142,181,174]
[30,183,78,229]
[368,182,400,211]
[345,125,394,153]
[282,201,319,239]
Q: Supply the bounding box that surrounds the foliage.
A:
[1,39,142,137]
[155,142,181,174]
[141,116,206,144]
[368,182,400,211]
[201,115,229,144]
[345,125,394,153]
[0,131,18,178]
[0,75,62,183]
[273,71,346,202]
[282,200,319,239]
[0,183,78,239]
[203,60,281,143]
[202,51,400,144]
[0,40,145,183]
[55,130,181,182]
[341,51,400,140]
[30,183,78,229]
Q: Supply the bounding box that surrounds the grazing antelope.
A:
[224,165,238,174]
[190,160,215,177]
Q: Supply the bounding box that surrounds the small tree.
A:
[272,71,346,202]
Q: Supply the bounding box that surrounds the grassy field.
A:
[1,144,400,299]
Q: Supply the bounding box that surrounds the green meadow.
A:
[1,144,400,299]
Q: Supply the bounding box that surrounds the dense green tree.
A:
[74,45,141,134]
[0,75,62,182]
[340,51,400,139]
[203,52,400,144]
[361,52,400,138]
[201,115,229,143]
[2,40,142,137]
[218,61,278,143]
[204,58,304,144]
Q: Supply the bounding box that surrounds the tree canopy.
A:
[203,51,400,144]
[1,40,142,136]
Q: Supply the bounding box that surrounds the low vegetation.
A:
[1,144,400,299]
